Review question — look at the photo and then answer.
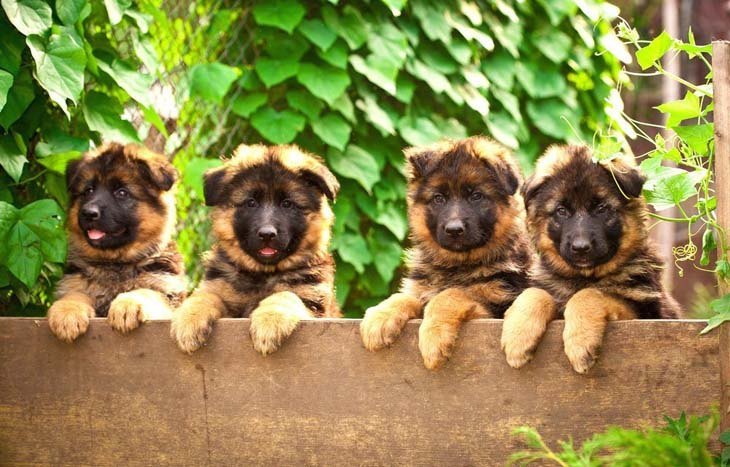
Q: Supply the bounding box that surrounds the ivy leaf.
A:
[367,21,409,68]
[4,221,42,287]
[406,59,450,94]
[2,0,52,35]
[331,92,355,123]
[254,57,299,88]
[486,112,519,149]
[0,133,27,182]
[411,1,450,43]
[349,55,398,96]
[189,62,239,103]
[636,31,673,70]
[532,27,572,63]
[0,21,25,74]
[701,294,730,334]
[183,157,222,199]
[0,70,12,112]
[367,226,402,283]
[103,0,130,25]
[298,19,337,51]
[656,92,702,127]
[0,69,34,130]
[398,115,441,146]
[97,57,154,106]
[336,231,372,273]
[250,108,306,144]
[26,26,86,116]
[316,39,348,68]
[672,123,713,154]
[334,260,355,307]
[286,90,324,120]
[260,29,310,60]
[327,146,380,193]
[483,50,515,90]
[56,0,86,25]
[297,62,350,105]
[515,61,567,98]
[395,75,415,104]
[644,172,699,212]
[526,98,576,139]
[231,92,267,118]
[456,83,489,116]
[311,113,351,151]
[700,228,716,266]
[82,91,140,143]
[323,5,368,49]
[253,0,305,34]
[492,87,522,122]
[374,202,408,241]
[20,199,66,263]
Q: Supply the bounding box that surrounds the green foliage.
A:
[169,0,624,316]
[509,410,728,466]
[0,0,160,313]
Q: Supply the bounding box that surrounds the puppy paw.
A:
[501,320,545,369]
[502,336,539,369]
[563,333,601,374]
[171,308,213,354]
[48,300,93,343]
[360,302,409,351]
[108,292,146,333]
[418,320,457,370]
[249,292,304,356]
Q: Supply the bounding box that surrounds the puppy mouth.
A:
[258,246,279,258]
[85,228,127,243]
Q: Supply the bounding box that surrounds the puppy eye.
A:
[280,199,293,209]
[469,192,483,201]
[83,186,94,196]
[596,203,608,214]
[245,198,258,208]
[555,205,569,217]
[432,193,446,205]
[114,188,129,198]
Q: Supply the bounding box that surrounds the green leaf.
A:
[656,91,702,127]
[231,92,267,118]
[398,115,442,146]
[97,57,154,106]
[2,0,52,35]
[26,26,86,116]
[700,228,716,266]
[0,70,12,111]
[419,44,458,74]
[189,62,239,103]
[0,21,25,74]
[55,0,86,25]
[672,123,713,155]
[297,62,350,105]
[374,202,408,241]
[367,21,409,68]
[349,54,398,96]
[254,57,299,88]
[252,0,305,34]
[411,1,450,43]
[132,31,159,74]
[82,91,140,143]
[636,31,673,70]
[35,129,88,174]
[483,50,515,90]
[327,146,380,193]
[333,259,355,307]
[456,84,489,116]
[298,19,336,51]
[0,133,27,182]
[20,199,66,263]
[532,27,572,63]
[379,0,406,15]
[644,172,698,212]
[316,39,348,68]
[486,112,519,149]
[311,113,351,151]
[515,61,567,98]
[395,75,415,104]
[323,5,368,49]
[526,99,577,139]
[406,59,450,94]
[0,68,33,130]
[103,0,130,25]
[331,92,355,123]
[336,231,372,273]
[492,87,521,122]
[4,221,42,287]
[286,90,324,120]
[250,108,306,144]
[183,157,222,199]
[260,29,310,60]
[367,227,402,282]
[701,294,730,334]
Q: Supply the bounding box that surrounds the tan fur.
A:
[360,293,422,351]
[501,288,557,368]
[249,291,313,355]
[108,288,173,334]
[47,292,95,343]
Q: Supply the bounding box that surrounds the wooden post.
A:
[713,40,730,431]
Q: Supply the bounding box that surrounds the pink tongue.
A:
[87,229,106,240]
[260,247,277,256]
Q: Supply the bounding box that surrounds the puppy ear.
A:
[65,158,83,193]
[521,174,549,207]
[302,164,340,201]
[403,147,432,180]
[147,158,178,191]
[491,160,520,196]
[203,166,227,206]
[605,161,646,198]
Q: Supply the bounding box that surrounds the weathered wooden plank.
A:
[0,318,719,466]
[713,40,730,431]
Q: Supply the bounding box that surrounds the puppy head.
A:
[65,143,178,262]
[523,144,647,277]
[405,136,524,264]
[205,144,338,272]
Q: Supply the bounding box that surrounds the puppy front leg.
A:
[108,288,172,334]
[360,293,422,351]
[419,288,486,370]
[249,291,312,356]
[171,286,225,354]
[563,288,635,374]
[501,288,557,369]
[48,292,96,342]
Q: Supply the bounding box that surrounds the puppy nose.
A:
[81,205,100,220]
[258,226,277,241]
[571,238,592,253]
[444,220,465,237]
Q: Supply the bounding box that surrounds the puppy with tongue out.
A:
[172,143,341,356]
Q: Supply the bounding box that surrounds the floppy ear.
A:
[403,147,433,180]
[203,166,228,206]
[490,160,520,197]
[521,174,549,207]
[144,157,178,191]
[65,158,83,193]
[302,164,340,201]
[605,162,645,198]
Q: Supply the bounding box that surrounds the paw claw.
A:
[564,339,600,374]
[108,293,144,334]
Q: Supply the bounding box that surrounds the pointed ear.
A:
[302,164,339,201]
[604,161,645,198]
[203,166,228,206]
[65,158,83,193]
[521,173,549,207]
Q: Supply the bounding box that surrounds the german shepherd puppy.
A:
[171,144,340,355]
[360,136,531,369]
[501,145,681,373]
[47,143,186,342]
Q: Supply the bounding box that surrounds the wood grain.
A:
[0,318,718,466]
[713,40,730,431]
